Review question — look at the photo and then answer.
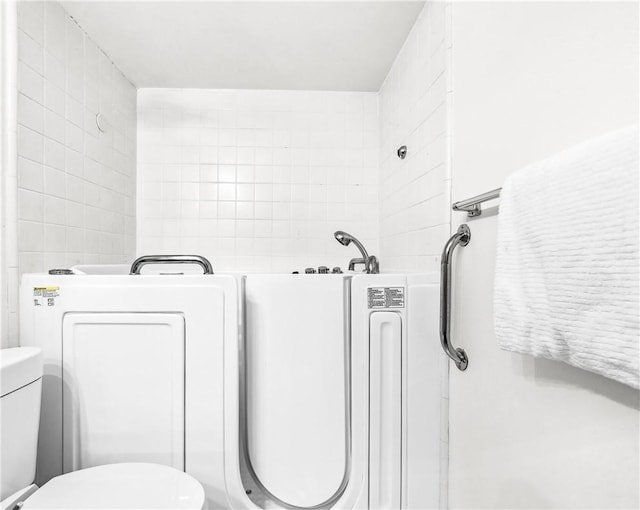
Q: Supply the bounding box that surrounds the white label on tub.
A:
[367,287,405,309]
[33,286,59,307]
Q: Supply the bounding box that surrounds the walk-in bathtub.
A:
[20,265,443,509]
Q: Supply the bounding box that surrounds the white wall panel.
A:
[448,3,639,508]
[61,313,185,472]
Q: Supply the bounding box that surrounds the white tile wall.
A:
[379,1,451,273]
[378,3,452,506]
[1,0,19,347]
[16,1,136,276]
[137,89,379,272]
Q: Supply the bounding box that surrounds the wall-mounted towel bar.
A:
[439,224,470,371]
[452,188,502,217]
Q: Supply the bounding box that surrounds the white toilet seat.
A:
[21,463,206,510]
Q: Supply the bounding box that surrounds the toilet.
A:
[0,347,206,510]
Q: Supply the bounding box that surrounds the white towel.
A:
[494,125,639,389]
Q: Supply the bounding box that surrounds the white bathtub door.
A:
[244,275,349,508]
[61,313,185,473]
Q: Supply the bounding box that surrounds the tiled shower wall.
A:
[378,1,451,272]
[1,1,18,346]
[137,89,378,272]
[377,3,452,507]
[16,1,136,276]
[5,0,136,345]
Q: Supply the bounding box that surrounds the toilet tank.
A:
[0,347,43,500]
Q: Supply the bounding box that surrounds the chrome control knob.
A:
[318,266,329,274]
[331,267,343,274]
[48,268,74,275]
[305,267,316,274]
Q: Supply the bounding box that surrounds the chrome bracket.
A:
[451,188,502,217]
[453,203,482,217]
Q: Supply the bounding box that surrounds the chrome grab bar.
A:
[439,225,470,371]
[130,255,214,275]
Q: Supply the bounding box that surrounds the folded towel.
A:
[494,125,639,389]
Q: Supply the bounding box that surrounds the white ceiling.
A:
[60,1,425,91]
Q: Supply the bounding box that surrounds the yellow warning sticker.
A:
[33,286,60,306]
[33,286,59,293]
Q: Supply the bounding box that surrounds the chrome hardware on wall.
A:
[130,255,214,275]
[452,188,501,217]
[439,225,470,371]
[397,145,407,159]
[95,112,110,133]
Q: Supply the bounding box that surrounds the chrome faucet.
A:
[333,231,379,274]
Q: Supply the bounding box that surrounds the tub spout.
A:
[334,231,379,274]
